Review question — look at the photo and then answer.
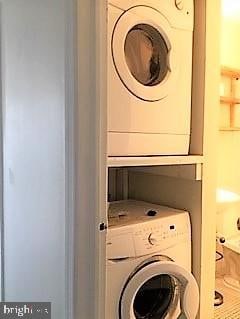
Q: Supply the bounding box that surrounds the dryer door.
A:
[119,260,199,319]
[112,6,178,102]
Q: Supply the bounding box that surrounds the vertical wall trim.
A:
[75,0,107,318]
[64,0,76,318]
[94,0,107,319]
[200,0,220,318]
[0,2,5,301]
[190,0,206,155]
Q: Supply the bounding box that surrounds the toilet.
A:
[223,235,240,291]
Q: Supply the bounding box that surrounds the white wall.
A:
[217,16,240,237]
[1,1,74,318]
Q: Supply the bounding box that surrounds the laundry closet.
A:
[0,1,219,319]
[100,1,220,319]
[73,1,220,319]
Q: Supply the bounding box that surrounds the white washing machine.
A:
[106,200,199,319]
[108,0,194,156]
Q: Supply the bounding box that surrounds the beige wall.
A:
[221,18,240,67]
[217,16,240,237]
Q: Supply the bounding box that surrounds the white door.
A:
[0,1,107,319]
[120,261,199,319]
[112,6,179,101]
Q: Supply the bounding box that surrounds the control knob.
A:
[148,233,158,245]
[175,0,184,10]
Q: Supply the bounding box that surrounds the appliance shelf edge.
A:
[108,155,204,167]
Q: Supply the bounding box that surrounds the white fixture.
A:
[216,188,240,204]
[216,188,240,291]
[222,235,240,292]
[222,0,240,19]
[106,200,199,319]
[108,0,194,156]
[216,188,240,238]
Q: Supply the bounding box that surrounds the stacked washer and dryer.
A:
[107,0,199,318]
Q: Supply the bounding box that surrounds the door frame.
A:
[74,0,107,319]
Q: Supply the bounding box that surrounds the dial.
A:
[175,0,184,10]
[148,233,158,245]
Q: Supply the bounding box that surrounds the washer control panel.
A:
[107,200,191,258]
[133,218,190,256]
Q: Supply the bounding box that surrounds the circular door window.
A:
[133,274,178,318]
[124,24,169,87]
[112,6,179,101]
[119,259,199,319]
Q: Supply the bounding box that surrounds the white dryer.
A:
[106,200,199,319]
[108,0,194,156]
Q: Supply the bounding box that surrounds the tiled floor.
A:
[215,277,240,319]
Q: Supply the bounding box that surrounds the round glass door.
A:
[111,6,178,101]
[125,24,169,87]
[133,274,178,319]
[119,260,199,319]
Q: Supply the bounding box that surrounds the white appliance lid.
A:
[108,200,188,228]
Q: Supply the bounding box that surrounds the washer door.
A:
[112,6,178,101]
[119,261,199,319]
